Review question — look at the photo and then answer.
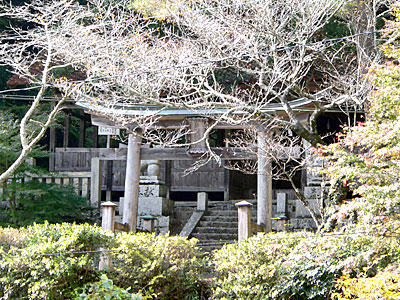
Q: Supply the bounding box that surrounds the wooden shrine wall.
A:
[169,160,225,192]
[54,148,225,192]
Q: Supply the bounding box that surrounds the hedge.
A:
[212,231,400,299]
[0,222,209,299]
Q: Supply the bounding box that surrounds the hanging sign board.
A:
[98,126,120,136]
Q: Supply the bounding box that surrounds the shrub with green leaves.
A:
[3,180,92,227]
[0,111,91,227]
[333,271,400,300]
[0,223,209,299]
[74,274,147,300]
[323,4,400,233]
[212,232,400,299]
[0,222,114,299]
[110,232,210,300]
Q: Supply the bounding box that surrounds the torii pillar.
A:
[122,131,142,232]
[257,130,273,233]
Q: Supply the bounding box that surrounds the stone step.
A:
[194,227,237,234]
[207,210,238,216]
[174,201,197,207]
[197,240,236,251]
[202,215,239,222]
[198,221,239,228]
[173,206,195,212]
[174,200,258,208]
[191,233,238,240]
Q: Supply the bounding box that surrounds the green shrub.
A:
[333,271,400,300]
[212,232,400,299]
[110,232,210,299]
[74,274,147,300]
[0,222,114,299]
[2,181,92,227]
[212,231,308,299]
[0,224,209,299]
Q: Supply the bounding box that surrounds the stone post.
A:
[257,131,272,232]
[99,201,116,271]
[276,192,288,231]
[235,200,252,242]
[141,215,157,233]
[101,201,117,233]
[197,192,208,211]
[90,157,102,208]
[122,132,142,232]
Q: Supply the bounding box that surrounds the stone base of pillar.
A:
[119,176,173,234]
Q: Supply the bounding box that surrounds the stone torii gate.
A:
[81,102,311,233]
[89,118,274,233]
[121,129,273,233]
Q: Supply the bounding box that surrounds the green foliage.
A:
[110,232,210,299]
[0,111,90,226]
[74,274,147,300]
[0,222,114,299]
[0,224,209,299]
[2,180,92,227]
[333,271,400,300]
[212,232,400,299]
[323,6,400,232]
[0,111,45,175]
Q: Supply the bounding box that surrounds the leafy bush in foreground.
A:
[0,223,208,299]
[74,274,148,300]
[111,232,210,300]
[212,232,400,299]
[333,271,400,300]
[0,222,114,299]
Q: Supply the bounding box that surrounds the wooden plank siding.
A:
[170,160,225,192]
[55,148,126,190]
[54,148,226,192]
[23,172,91,198]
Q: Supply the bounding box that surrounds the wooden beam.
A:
[224,167,230,201]
[187,117,208,154]
[91,115,259,130]
[93,126,98,148]
[96,147,258,161]
[63,146,300,161]
[63,111,70,148]
[170,186,225,192]
[79,116,86,147]
[49,109,56,172]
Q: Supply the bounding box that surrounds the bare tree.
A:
[0,0,386,198]
[0,1,88,184]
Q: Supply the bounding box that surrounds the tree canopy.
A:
[325,5,400,233]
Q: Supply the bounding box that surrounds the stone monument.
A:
[137,160,172,234]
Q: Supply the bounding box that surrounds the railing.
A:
[26,172,91,198]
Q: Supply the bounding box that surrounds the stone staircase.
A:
[190,200,257,252]
[174,193,320,251]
